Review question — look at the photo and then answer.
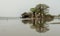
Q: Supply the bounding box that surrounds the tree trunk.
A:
[33,12,35,18]
[40,13,42,24]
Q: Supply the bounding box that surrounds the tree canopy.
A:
[30,4,49,14]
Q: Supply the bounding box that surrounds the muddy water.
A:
[0,18,60,36]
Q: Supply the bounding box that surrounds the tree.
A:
[30,8,37,18]
[30,4,49,18]
[35,4,49,23]
[35,4,49,15]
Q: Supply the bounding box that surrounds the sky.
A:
[0,0,60,17]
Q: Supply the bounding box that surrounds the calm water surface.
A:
[0,18,60,36]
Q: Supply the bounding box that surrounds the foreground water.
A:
[0,18,60,36]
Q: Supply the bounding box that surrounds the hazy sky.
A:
[0,0,60,17]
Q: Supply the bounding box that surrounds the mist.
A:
[0,0,60,17]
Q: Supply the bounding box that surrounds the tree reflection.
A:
[22,18,54,33]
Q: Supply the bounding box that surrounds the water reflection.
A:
[22,18,54,33]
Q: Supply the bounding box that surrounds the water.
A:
[0,18,60,36]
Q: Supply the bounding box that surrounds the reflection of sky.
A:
[0,0,60,17]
